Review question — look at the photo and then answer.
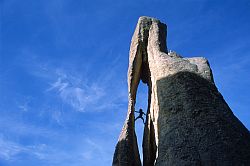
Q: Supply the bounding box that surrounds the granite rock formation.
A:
[112,16,250,166]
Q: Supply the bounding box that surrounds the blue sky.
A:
[1,0,250,165]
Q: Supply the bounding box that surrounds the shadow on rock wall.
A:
[156,71,250,165]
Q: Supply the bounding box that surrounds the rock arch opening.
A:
[134,81,148,162]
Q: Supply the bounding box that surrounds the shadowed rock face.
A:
[112,16,250,166]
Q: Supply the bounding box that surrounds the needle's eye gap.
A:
[135,80,148,161]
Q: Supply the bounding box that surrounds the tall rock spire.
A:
[113,16,250,166]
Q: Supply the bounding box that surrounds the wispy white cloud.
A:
[20,53,127,113]
[51,108,64,126]
[0,117,59,138]
[47,74,106,112]
[18,105,28,112]
[0,136,50,162]
[0,136,24,161]
[0,137,66,163]
[17,97,31,112]
[48,78,69,92]
[82,138,102,160]
[80,138,111,163]
[13,39,128,114]
[209,41,250,88]
[0,134,113,165]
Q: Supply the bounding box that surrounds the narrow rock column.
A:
[112,19,143,166]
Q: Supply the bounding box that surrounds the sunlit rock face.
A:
[112,16,250,166]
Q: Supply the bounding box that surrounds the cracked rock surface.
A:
[112,16,250,166]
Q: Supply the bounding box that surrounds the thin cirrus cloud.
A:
[0,136,105,165]
[0,137,51,162]
[0,126,113,165]
[21,53,127,113]
[43,65,127,113]
[0,137,24,161]
[47,77,105,112]
[0,115,114,165]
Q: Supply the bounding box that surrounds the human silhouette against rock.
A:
[135,109,146,124]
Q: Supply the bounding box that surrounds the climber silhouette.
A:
[135,108,146,124]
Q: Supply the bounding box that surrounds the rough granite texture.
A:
[112,16,250,166]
